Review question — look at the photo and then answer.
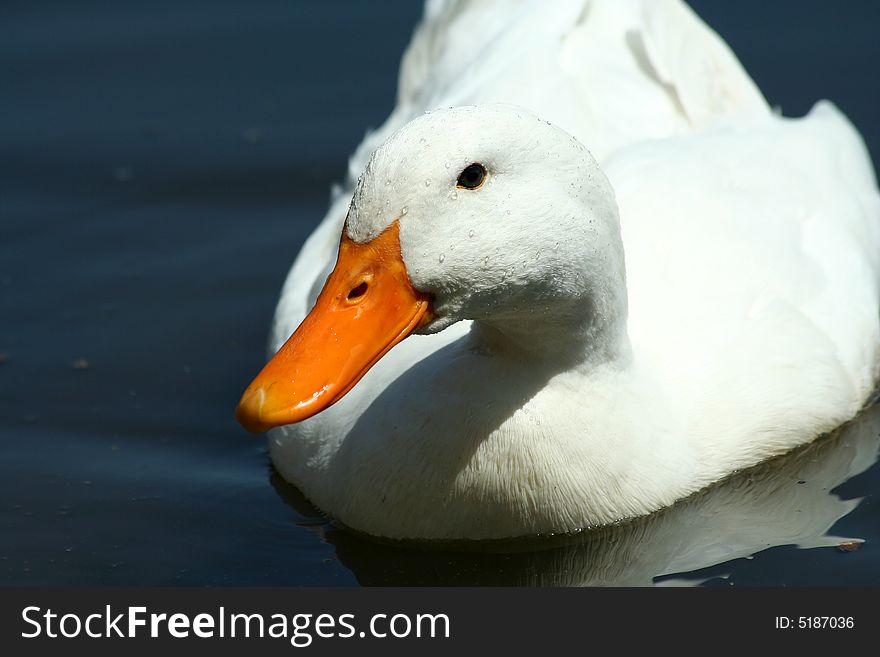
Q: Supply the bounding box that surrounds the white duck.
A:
[237,0,880,540]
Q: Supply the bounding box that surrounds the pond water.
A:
[2,0,879,586]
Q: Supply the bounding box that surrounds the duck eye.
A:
[456,163,487,190]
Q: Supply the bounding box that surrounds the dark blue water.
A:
[2,0,879,586]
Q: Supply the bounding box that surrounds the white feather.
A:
[264,0,880,540]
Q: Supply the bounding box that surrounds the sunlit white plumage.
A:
[264,0,880,539]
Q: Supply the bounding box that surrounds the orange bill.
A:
[236,220,432,432]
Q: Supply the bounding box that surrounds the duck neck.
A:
[472,270,631,373]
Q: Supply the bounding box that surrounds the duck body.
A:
[245,0,880,540]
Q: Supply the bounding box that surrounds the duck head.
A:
[237,104,627,432]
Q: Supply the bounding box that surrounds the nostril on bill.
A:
[347,281,368,301]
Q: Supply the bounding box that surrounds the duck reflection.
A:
[269,404,880,586]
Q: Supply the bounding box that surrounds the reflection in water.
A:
[270,404,880,586]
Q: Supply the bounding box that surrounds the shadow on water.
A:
[270,404,880,586]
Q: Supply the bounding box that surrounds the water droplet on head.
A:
[506,209,511,215]
[468,229,475,238]
[401,206,408,215]
[445,162,451,169]
[554,242,560,251]
[419,137,426,144]
[438,254,445,263]
[425,179,431,187]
